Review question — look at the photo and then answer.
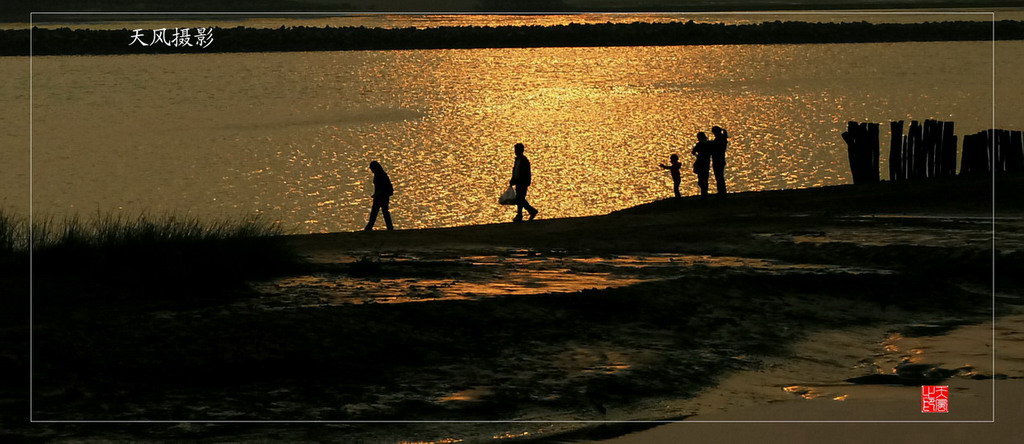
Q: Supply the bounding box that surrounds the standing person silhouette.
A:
[510,143,539,222]
[660,154,683,198]
[364,160,394,231]
[710,126,729,196]
[691,132,712,198]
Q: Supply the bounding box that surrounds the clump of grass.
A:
[0,210,28,272]
[21,211,302,302]
[32,212,283,251]
[0,210,27,253]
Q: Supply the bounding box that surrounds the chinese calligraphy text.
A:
[129,27,213,48]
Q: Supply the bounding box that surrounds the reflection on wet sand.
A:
[437,386,494,403]
[492,431,533,440]
[250,250,892,308]
[398,438,463,444]
[783,385,823,400]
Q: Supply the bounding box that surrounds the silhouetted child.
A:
[660,154,682,198]
[691,132,712,197]
[364,160,394,231]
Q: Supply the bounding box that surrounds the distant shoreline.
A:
[5,5,1023,23]
[3,1,1024,23]
[2,19,1022,56]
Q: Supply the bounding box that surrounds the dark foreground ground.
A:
[2,173,1023,442]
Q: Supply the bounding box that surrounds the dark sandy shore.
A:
[597,313,1024,444]
[5,173,1023,443]
[289,172,1019,257]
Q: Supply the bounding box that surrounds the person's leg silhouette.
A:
[712,152,727,195]
[365,196,394,230]
[365,202,380,230]
[514,184,538,222]
[381,197,394,230]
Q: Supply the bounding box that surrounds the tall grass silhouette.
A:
[2,209,301,301]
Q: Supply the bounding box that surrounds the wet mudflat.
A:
[247,249,889,307]
[592,313,1024,444]
[14,175,1024,443]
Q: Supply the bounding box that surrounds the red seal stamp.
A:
[921,385,949,413]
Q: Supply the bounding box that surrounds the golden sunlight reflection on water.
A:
[12,41,1016,233]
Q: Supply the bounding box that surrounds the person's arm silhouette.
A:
[510,156,521,185]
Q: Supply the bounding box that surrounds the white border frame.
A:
[29,10,999,425]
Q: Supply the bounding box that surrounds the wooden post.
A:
[843,121,859,184]
[906,122,915,179]
[994,130,1003,172]
[941,121,956,177]
[932,120,944,177]
[843,121,881,184]
[961,131,987,175]
[1011,130,1024,172]
[937,121,942,176]
[908,120,923,179]
[923,120,935,178]
[986,129,995,173]
[960,133,973,175]
[902,134,910,180]
[890,120,904,181]
[860,121,868,184]
[997,129,1012,172]
[927,120,942,178]
[866,123,879,183]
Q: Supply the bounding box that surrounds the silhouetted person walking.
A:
[364,160,394,231]
[691,132,712,197]
[510,143,538,222]
[660,154,682,198]
[711,126,729,196]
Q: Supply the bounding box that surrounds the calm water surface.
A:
[1,40,1020,232]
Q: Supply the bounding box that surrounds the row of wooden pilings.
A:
[843,120,1024,184]
[962,128,1024,175]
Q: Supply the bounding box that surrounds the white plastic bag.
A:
[498,185,517,205]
